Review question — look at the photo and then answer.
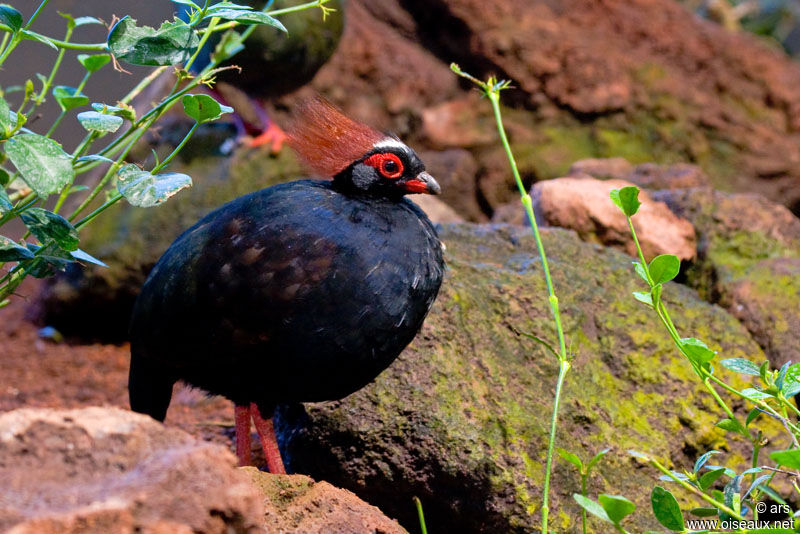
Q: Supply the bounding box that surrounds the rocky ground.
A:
[4,0,800,531]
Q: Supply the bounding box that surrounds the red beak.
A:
[403,172,441,195]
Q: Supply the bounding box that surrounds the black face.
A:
[333,139,441,199]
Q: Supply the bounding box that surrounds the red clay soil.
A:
[0,278,236,451]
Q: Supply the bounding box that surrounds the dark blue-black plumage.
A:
[129,179,443,420]
[128,97,443,470]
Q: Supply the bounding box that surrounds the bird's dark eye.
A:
[382,160,398,174]
[363,152,404,179]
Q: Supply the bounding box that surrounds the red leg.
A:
[250,403,286,474]
[244,121,286,153]
[234,404,252,466]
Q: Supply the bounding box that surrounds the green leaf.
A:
[4,133,74,197]
[776,361,790,390]
[73,16,103,27]
[0,168,9,186]
[0,187,11,214]
[658,471,689,482]
[689,507,718,517]
[0,4,23,33]
[77,154,115,164]
[628,449,651,461]
[573,494,611,523]
[721,358,761,376]
[52,85,89,112]
[77,53,111,72]
[741,387,773,401]
[77,111,123,133]
[610,186,641,216]
[181,93,234,124]
[21,29,57,50]
[632,290,653,306]
[698,468,726,491]
[648,254,680,284]
[557,448,583,471]
[91,102,136,122]
[721,475,742,521]
[632,261,648,283]
[598,494,635,524]
[715,418,740,432]
[0,235,34,261]
[693,450,721,474]
[745,408,760,427]
[651,486,684,531]
[19,208,79,251]
[108,17,200,66]
[759,360,770,383]
[203,8,287,30]
[70,248,107,267]
[21,242,74,278]
[587,448,610,472]
[770,449,800,470]
[0,95,16,137]
[117,164,192,207]
[680,337,716,365]
[783,362,800,384]
[783,380,800,398]
[212,28,245,59]
[744,475,770,500]
[172,0,200,6]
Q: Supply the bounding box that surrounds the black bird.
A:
[129,97,444,472]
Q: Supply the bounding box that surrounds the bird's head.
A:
[288,97,440,199]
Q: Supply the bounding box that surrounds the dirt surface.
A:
[0,278,236,453]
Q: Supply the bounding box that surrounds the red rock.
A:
[531,176,697,261]
[418,149,484,221]
[0,407,263,534]
[569,159,710,190]
[245,469,407,534]
[420,95,497,149]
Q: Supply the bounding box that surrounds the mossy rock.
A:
[654,188,800,366]
[276,224,783,533]
[38,138,303,341]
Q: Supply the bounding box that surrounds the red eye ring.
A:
[363,152,404,179]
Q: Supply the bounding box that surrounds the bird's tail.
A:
[128,350,175,422]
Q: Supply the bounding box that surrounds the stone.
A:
[0,407,263,534]
[725,258,800,366]
[275,224,772,534]
[568,158,634,181]
[568,159,710,190]
[420,95,497,149]
[653,188,800,366]
[244,469,407,533]
[418,148,484,221]
[530,176,697,261]
[626,162,710,190]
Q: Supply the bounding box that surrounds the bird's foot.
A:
[250,403,286,474]
[243,121,286,154]
[234,403,253,466]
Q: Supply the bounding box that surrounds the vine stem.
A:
[450,63,569,534]
[541,358,571,531]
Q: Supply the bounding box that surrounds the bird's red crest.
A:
[288,97,385,178]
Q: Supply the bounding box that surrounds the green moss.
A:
[594,128,654,163]
[707,230,798,280]
[528,126,596,178]
[282,226,785,534]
